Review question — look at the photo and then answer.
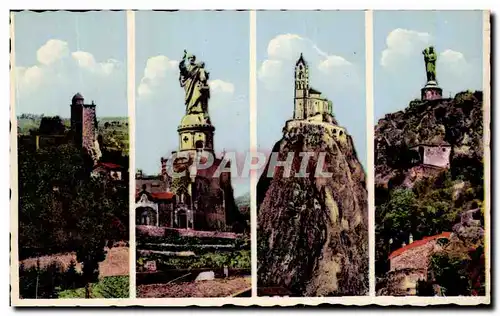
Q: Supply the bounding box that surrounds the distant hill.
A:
[234,192,250,216]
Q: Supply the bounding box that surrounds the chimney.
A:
[409,233,414,244]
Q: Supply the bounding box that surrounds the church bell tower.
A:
[294,53,309,120]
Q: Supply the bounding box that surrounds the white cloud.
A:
[380,28,432,68]
[258,33,358,92]
[209,79,235,95]
[15,66,44,92]
[437,49,481,93]
[16,39,121,94]
[72,51,121,76]
[137,55,178,98]
[267,34,307,60]
[440,49,467,67]
[258,59,286,91]
[143,55,179,81]
[14,39,125,116]
[137,55,234,102]
[318,55,352,73]
[36,39,69,65]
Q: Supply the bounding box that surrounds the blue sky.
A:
[135,11,250,197]
[374,10,483,121]
[13,11,127,117]
[256,11,367,169]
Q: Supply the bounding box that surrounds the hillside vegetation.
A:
[375,91,485,296]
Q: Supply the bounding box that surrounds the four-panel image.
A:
[10,9,490,305]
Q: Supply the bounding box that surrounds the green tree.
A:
[18,139,129,298]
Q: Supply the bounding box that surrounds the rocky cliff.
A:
[257,121,368,296]
[375,90,486,296]
[375,91,484,191]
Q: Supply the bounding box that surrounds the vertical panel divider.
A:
[482,10,491,301]
[365,9,376,297]
[9,11,20,304]
[127,10,137,299]
[249,9,258,298]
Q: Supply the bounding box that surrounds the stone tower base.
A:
[421,81,442,101]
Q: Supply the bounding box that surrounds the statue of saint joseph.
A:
[178,50,211,119]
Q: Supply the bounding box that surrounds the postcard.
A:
[9,9,491,307]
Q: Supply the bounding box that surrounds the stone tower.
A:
[294,53,309,120]
[70,93,100,162]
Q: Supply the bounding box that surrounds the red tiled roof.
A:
[388,232,451,260]
[96,162,123,169]
[136,190,175,201]
[151,192,175,200]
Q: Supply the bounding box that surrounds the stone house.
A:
[410,140,452,169]
[386,232,451,295]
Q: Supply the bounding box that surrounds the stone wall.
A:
[378,268,427,296]
[306,97,330,118]
[82,106,97,154]
[285,119,347,144]
[136,225,240,239]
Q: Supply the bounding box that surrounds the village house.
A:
[410,140,452,169]
[387,232,451,295]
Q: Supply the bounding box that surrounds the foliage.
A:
[19,259,85,299]
[38,116,66,135]
[18,124,129,298]
[58,276,129,299]
[375,169,475,276]
[427,252,470,296]
[98,118,129,153]
[18,142,129,259]
[137,250,251,271]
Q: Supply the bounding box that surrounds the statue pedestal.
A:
[177,113,215,153]
[421,81,442,101]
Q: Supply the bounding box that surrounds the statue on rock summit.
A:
[422,46,437,83]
